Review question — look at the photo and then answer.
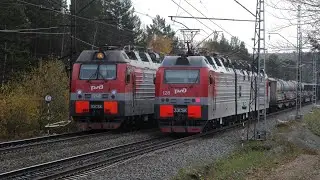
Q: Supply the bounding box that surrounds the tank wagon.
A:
[70,46,160,131]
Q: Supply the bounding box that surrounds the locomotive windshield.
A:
[164,69,200,84]
[79,64,116,80]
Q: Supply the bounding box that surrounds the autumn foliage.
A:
[0,60,70,140]
[148,35,173,55]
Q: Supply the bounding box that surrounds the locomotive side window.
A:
[122,52,129,59]
[139,52,150,62]
[126,52,138,60]
[164,70,200,84]
[205,56,217,69]
[213,57,222,67]
[79,64,117,80]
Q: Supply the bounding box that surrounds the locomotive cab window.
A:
[79,64,117,80]
[164,69,200,84]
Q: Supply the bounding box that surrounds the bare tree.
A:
[268,0,320,50]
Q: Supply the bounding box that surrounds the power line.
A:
[17,0,135,33]
[183,0,253,48]
[170,0,212,35]
[233,0,256,17]
[168,15,256,22]
[109,1,186,31]
[0,27,61,32]
[76,0,97,15]
[173,0,253,49]
[184,0,234,36]
[0,31,69,35]
[71,36,98,48]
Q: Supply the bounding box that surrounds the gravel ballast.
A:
[76,105,314,180]
[0,130,161,173]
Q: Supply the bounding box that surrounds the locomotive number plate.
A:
[91,104,103,109]
[174,108,187,113]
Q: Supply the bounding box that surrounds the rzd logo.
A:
[91,85,104,91]
[174,88,187,94]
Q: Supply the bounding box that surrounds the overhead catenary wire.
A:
[184,0,234,37]
[17,0,135,33]
[71,36,98,48]
[176,0,253,49]
[17,0,136,40]
[168,15,256,22]
[233,0,256,17]
[170,0,212,35]
[0,27,61,32]
[76,0,97,15]
[0,31,70,35]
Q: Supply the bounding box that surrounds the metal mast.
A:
[247,0,266,140]
[312,51,317,106]
[296,5,302,119]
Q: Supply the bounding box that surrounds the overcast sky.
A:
[133,0,306,53]
[68,0,309,53]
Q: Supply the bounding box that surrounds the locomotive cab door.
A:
[209,74,216,112]
[132,73,136,113]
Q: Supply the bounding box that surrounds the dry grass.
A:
[173,120,317,180]
[304,108,320,136]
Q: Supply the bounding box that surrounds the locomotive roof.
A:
[75,50,130,63]
[160,56,210,67]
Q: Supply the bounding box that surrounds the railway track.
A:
[0,104,311,180]
[0,131,114,155]
[0,127,159,155]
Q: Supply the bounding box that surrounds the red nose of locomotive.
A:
[154,55,215,133]
[70,49,127,129]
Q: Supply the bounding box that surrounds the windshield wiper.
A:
[87,69,98,83]
[96,66,108,82]
[86,66,108,82]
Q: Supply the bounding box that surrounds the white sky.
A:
[133,0,307,53]
[68,0,311,53]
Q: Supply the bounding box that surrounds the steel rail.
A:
[0,136,169,180]
[0,131,96,149]
[0,103,312,180]
[0,131,115,154]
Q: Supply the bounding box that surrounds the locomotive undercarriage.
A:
[74,114,156,131]
[73,116,123,130]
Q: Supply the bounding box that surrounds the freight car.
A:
[154,53,313,134]
[70,46,160,131]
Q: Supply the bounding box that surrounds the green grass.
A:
[172,123,305,180]
[304,108,320,136]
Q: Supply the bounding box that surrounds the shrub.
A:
[0,59,69,140]
[304,108,320,136]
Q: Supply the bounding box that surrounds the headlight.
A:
[77,90,82,95]
[111,90,117,95]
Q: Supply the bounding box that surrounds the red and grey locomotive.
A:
[154,53,269,134]
[70,46,160,130]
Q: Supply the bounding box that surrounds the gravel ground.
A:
[0,129,161,173]
[76,105,315,180]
